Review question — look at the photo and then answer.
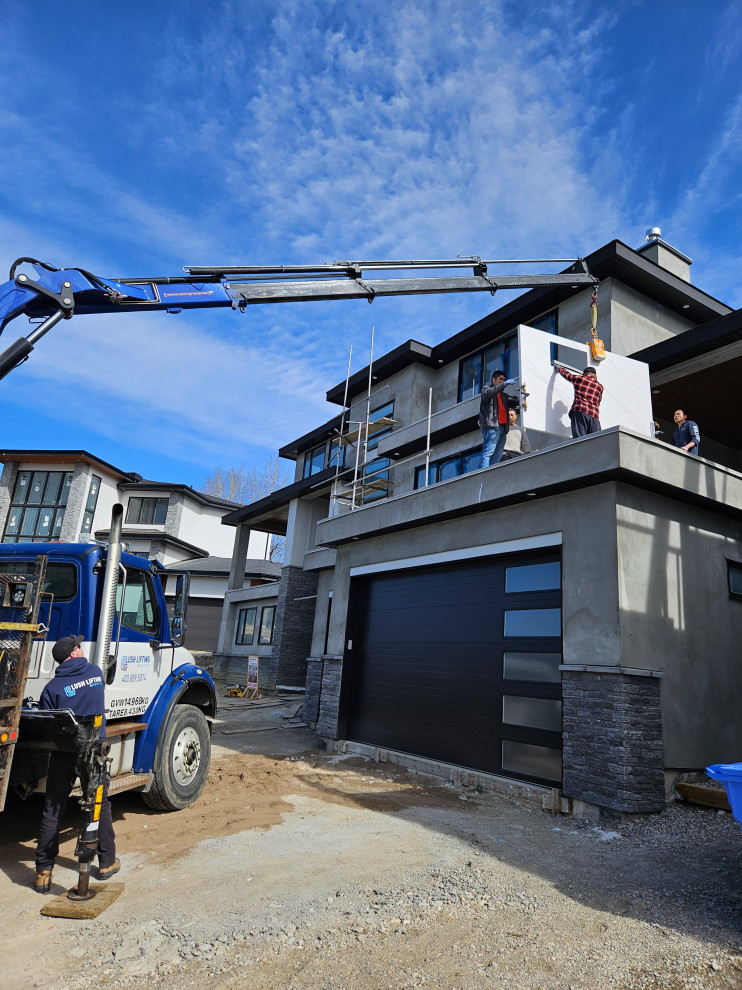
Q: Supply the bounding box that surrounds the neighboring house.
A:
[216,233,742,817]
[176,555,280,652]
[0,450,272,652]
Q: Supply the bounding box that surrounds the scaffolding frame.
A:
[330,328,435,514]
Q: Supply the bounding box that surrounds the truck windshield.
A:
[0,560,77,601]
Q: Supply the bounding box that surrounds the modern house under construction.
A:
[214,232,742,816]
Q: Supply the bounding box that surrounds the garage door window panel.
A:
[502,740,562,780]
[502,696,562,732]
[505,562,561,593]
[504,608,561,637]
[503,652,561,683]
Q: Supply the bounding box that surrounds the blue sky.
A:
[0,0,740,489]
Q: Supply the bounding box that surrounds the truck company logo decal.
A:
[64,675,103,697]
[121,654,151,670]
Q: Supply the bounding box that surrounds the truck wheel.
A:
[143,705,211,811]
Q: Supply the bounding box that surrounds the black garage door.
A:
[339,550,562,786]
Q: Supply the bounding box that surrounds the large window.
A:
[414,446,481,488]
[80,474,101,538]
[458,334,518,402]
[303,438,346,479]
[457,311,557,403]
[116,569,160,636]
[258,605,276,645]
[3,470,72,543]
[235,607,257,645]
[126,497,169,525]
[303,444,327,479]
[361,401,395,503]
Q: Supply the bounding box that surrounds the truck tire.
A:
[143,705,211,811]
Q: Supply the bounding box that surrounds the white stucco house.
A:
[0,449,275,651]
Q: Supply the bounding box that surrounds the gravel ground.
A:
[3,696,742,990]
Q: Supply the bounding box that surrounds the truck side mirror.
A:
[169,572,189,647]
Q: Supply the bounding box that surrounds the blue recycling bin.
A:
[706,763,742,828]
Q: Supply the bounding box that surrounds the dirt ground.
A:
[2,694,742,990]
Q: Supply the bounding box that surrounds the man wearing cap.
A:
[555,364,604,438]
[34,634,119,894]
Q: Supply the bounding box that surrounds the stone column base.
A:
[561,665,665,814]
[316,657,343,738]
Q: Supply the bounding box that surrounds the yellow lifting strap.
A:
[0,621,46,633]
[587,286,606,361]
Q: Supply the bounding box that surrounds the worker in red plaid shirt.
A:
[555,364,603,437]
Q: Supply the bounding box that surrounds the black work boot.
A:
[97,858,121,880]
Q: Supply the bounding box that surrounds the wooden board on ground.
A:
[41,882,125,918]
[675,782,731,810]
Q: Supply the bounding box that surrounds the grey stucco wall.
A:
[285,498,328,568]
[615,485,742,767]
[309,569,335,657]
[322,483,620,667]
[609,280,694,356]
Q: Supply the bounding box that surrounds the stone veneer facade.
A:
[561,667,665,814]
[261,565,319,692]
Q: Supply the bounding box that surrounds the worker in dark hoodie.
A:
[34,634,119,893]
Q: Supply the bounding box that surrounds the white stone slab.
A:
[515,324,653,438]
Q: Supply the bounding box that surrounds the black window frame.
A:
[235,606,257,645]
[3,469,73,544]
[258,605,276,645]
[361,400,395,502]
[80,473,102,537]
[456,311,557,404]
[302,443,327,479]
[414,445,482,489]
[728,560,742,600]
[125,496,169,525]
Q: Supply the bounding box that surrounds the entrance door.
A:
[340,550,562,786]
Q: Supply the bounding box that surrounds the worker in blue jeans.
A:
[34,634,119,893]
[478,370,519,469]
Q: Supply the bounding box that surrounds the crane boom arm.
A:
[0,255,596,380]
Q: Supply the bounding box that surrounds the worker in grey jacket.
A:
[478,371,519,468]
[500,407,531,460]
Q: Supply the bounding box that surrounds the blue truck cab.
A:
[5,540,216,811]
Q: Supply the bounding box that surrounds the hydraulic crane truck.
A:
[0,252,597,813]
[1,503,211,813]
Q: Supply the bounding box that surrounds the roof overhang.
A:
[0,449,134,482]
[94,528,209,558]
[278,414,344,459]
[221,466,335,533]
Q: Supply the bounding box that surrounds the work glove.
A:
[504,378,518,386]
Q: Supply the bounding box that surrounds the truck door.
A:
[106,567,164,721]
